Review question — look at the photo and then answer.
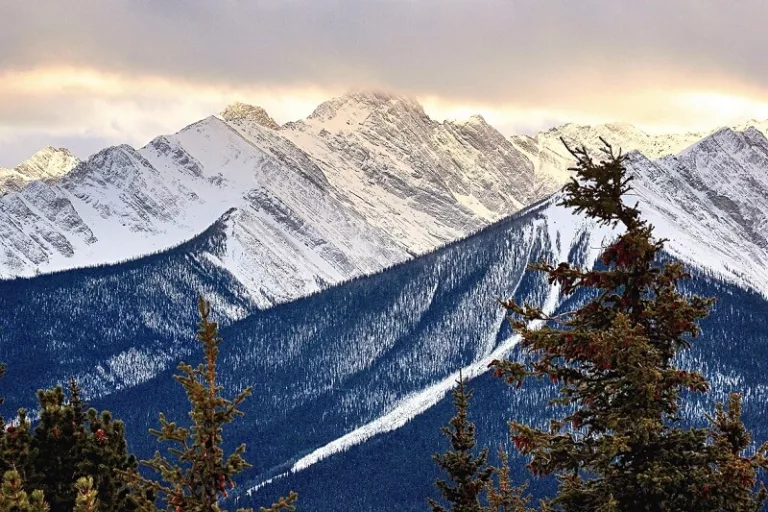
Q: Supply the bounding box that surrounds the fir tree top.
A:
[125,297,297,512]
[490,138,768,511]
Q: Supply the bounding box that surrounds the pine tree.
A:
[28,387,82,511]
[124,297,297,512]
[23,385,135,512]
[429,376,492,512]
[490,139,768,511]
[72,477,98,512]
[67,379,85,429]
[0,471,102,512]
[0,470,50,512]
[485,449,534,512]
[0,409,34,480]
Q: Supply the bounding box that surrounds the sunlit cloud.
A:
[0,67,339,166]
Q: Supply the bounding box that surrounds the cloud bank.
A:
[1,0,767,165]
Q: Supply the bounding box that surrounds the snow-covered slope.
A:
[0,91,546,305]
[3,188,764,511]
[238,90,541,253]
[0,116,409,307]
[625,127,768,294]
[506,123,768,297]
[3,90,768,306]
[512,119,768,190]
[0,146,79,194]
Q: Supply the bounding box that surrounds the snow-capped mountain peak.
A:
[16,145,80,180]
[4,90,768,310]
[0,146,80,195]
[221,102,280,130]
[301,89,427,130]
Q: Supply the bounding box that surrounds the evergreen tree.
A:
[0,409,34,481]
[429,376,492,512]
[72,477,98,512]
[23,385,135,512]
[485,449,534,512]
[0,471,101,512]
[124,297,297,512]
[490,139,768,511]
[67,380,85,429]
[0,470,50,512]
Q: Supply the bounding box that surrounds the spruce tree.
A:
[23,384,135,512]
[490,139,768,511]
[485,449,534,512]
[124,297,297,512]
[0,470,50,512]
[429,376,492,512]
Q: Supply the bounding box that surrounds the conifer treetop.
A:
[125,297,297,512]
[429,375,492,512]
[490,139,768,511]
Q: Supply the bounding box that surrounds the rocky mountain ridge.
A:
[2,91,768,306]
[0,92,545,308]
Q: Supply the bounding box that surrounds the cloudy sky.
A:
[1,0,767,166]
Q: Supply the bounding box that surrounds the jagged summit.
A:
[6,88,768,304]
[221,102,280,130]
[0,145,80,195]
[304,89,426,127]
[449,114,489,127]
[13,145,79,180]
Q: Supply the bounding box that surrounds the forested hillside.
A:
[2,189,766,510]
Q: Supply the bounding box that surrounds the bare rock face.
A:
[221,102,281,130]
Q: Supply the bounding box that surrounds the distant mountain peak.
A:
[342,89,420,107]
[452,114,488,127]
[221,102,280,130]
[305,89,426,127]
[5,145,79,183]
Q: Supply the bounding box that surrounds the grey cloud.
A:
[2,0,767,105]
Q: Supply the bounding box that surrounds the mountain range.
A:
[0,91,548,308]
[1,90,768,509]
[5,90,768,306]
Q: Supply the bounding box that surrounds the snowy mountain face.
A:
[512,118,768,188]
[237,91,542,253]
[0,146,79,195]
[0,91,549,307]
[508,123,768,297]
[624,127,768,294]
[2,90,768,307]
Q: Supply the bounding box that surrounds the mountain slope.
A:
[0,115,408,306]
[4,92,768,309]
[0,92,549,305]
[274,91,540,253]
[511,119,768,194]
[1,189,766,510]
[506,124,768,297]
[625,127,768,294]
